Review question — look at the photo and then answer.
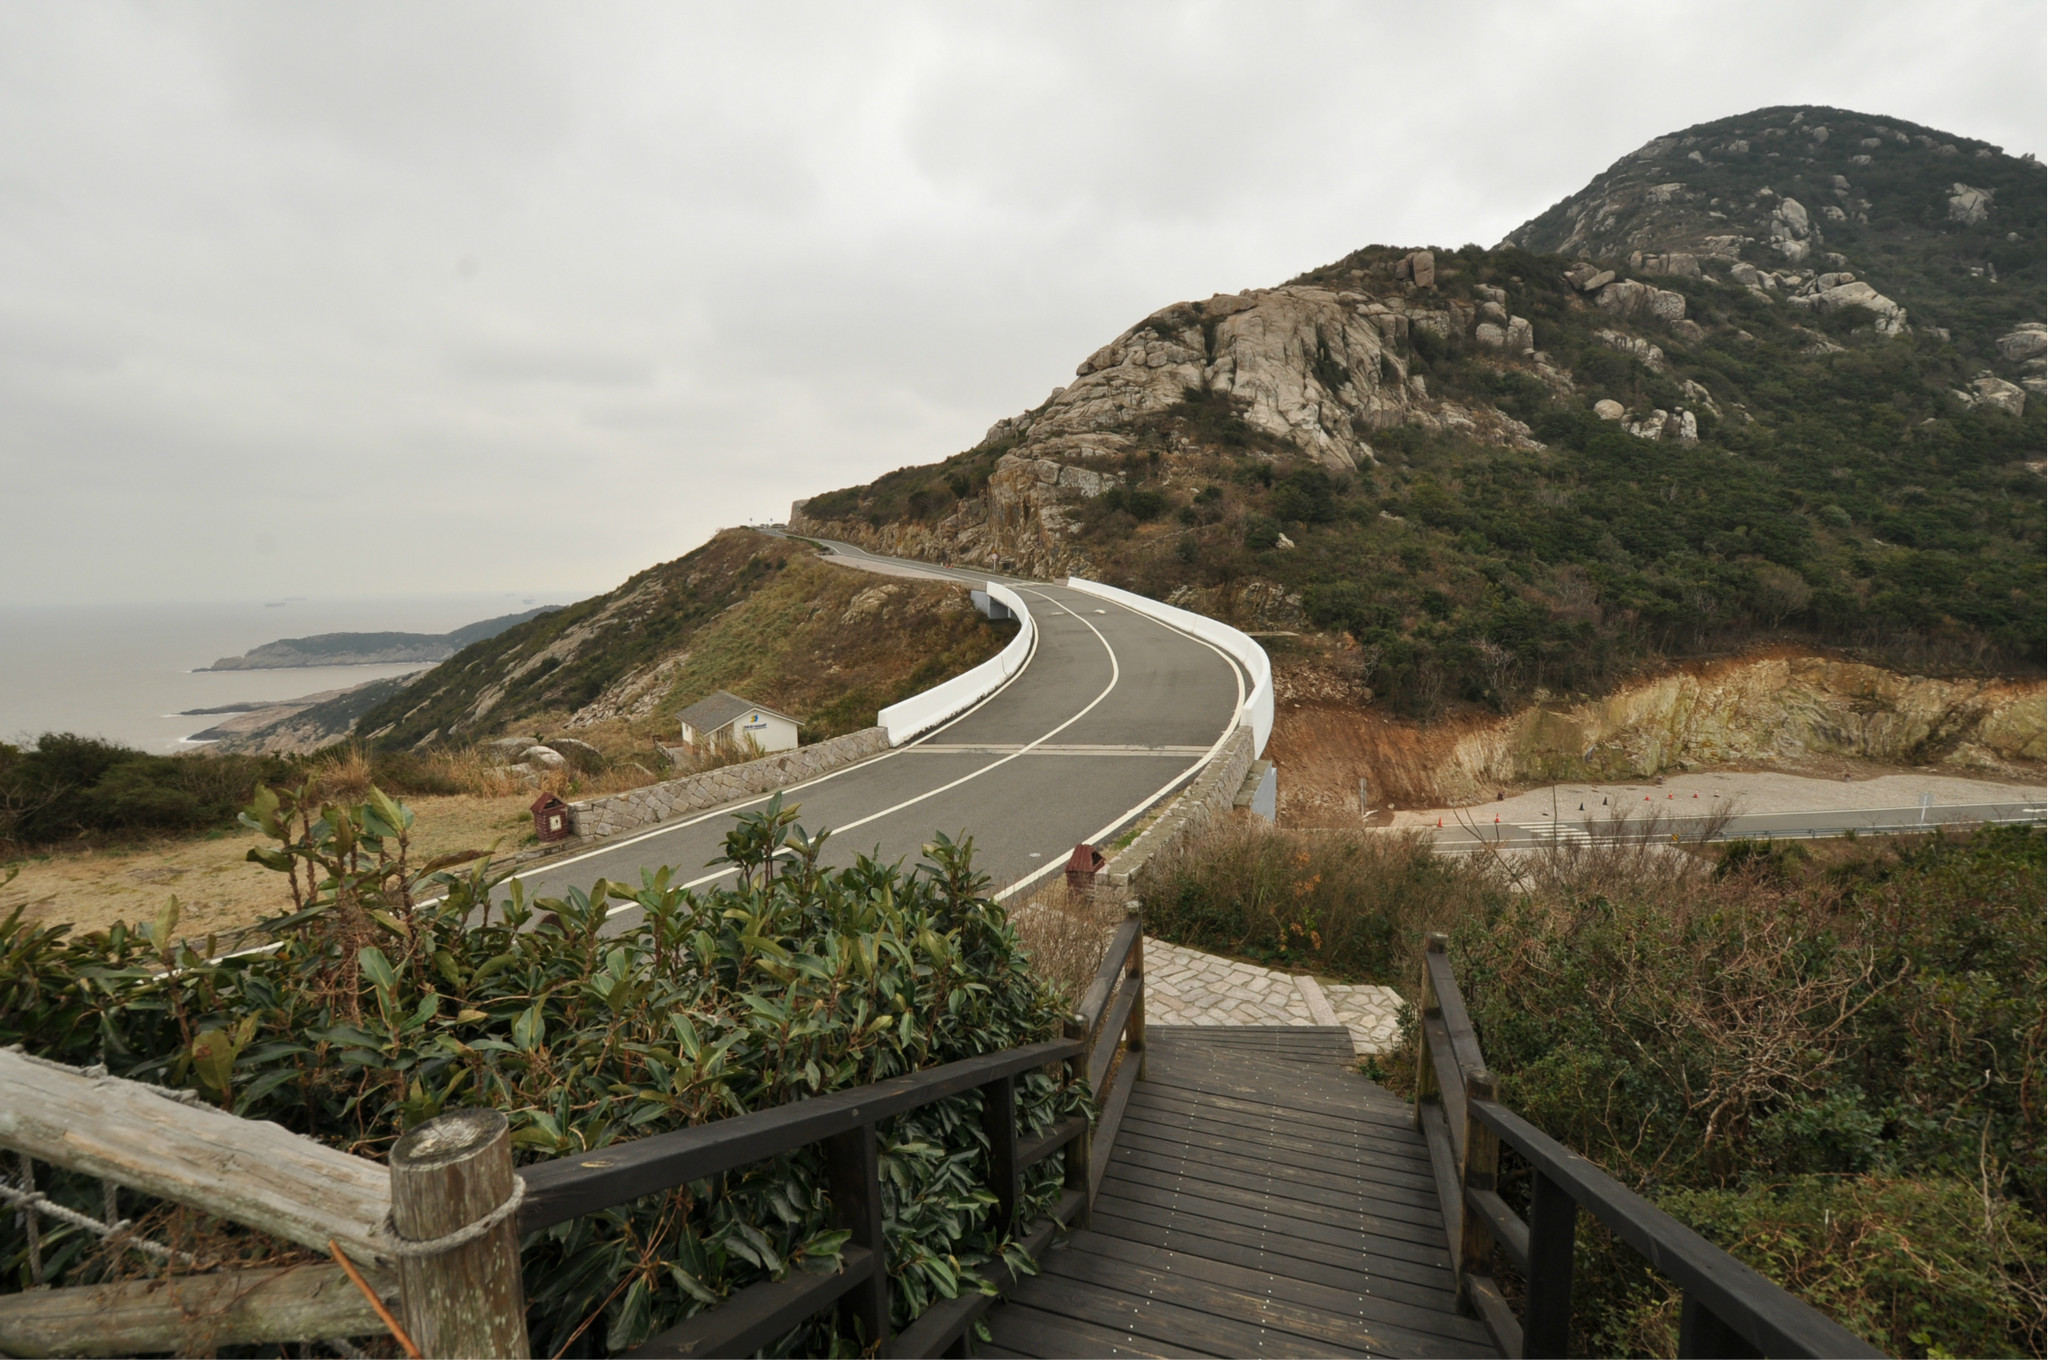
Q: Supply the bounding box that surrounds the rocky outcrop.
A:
[1502,106,2043,364]
[795,272,1549,575]
[1621,408,1697,443]
[1995,324,2046,362]
[1594,328,1666,370]
[1274,655,2044,811]
[1768,196,1817,262]
[1953,374,2029,416]
[1785,272,1909,336]
[1591,278,1687,322]
[1947,183,1994,225]
[1448,657,2046,794]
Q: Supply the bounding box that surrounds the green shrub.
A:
[0,790,1083,1354]
[1438,826,2045,1357]
[1138,821,1498,979]
[0,734,295,847]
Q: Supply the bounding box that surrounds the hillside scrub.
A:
[1140,819,2045,1357]
[794,108,2046,728]
[1138,820,1499,980]
[0,734,296,849]
[0,735,662,853]
[0,790,1083,1354]
[1168,251,2042,715]
[352,530,1015,752]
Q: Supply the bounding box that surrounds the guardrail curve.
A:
[876,581,1036,746]
[1063,576,1273,756]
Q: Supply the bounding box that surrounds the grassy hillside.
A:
[353,530,1014,750]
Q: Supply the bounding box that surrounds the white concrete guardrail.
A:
[877,581,1037,746]
[1064,577,1273,757]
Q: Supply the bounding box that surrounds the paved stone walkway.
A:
[1142,937,1407,1056]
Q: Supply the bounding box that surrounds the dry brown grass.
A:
[0,791,542,940]
[1007,882,1125,1008]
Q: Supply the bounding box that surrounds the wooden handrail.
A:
[516,1037,1081,1231]
[1077,916,1143,1034]
[1411,935,1887,1360]
[0,1048,394,1266]
[3,902,1154,1360]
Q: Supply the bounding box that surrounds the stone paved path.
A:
[1142,937,1407,1055]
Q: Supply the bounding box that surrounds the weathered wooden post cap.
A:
[392,1108,509,1172]
[1464,1067,1496,1098]
[1125,898,1142,916]
[1426,932,1449,951]
[389,1107,529,1358]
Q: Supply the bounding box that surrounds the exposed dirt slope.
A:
[1270,650,2044,823]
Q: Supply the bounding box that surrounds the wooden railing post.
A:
[388,1108,529,1359]
[1457,1067,1499,1312]
[1061,1012,1093,1229]
[1523,1169,1577,1358]
[824,1123,891,1355]
[1124,901,1146,1081]
[1414,933,1446,1131]
[1679,1291,1763,1359]
[980,1075,1018,1235]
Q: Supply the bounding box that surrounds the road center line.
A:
[586,586,1127,914]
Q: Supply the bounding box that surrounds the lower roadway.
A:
[1425,800,2046,853]
[505,538,1246,930]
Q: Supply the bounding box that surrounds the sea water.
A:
[0,594,560,754]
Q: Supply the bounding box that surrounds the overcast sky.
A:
[3,2,2041,608]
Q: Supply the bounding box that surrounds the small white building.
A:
[677,691,801,755]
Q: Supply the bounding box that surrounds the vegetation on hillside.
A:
[796,107,2044,724]
[1507,104,2046,360]
[0,735,294,849]
[1,789,1081,1354]
[1076,248,2039,715]
[352,530,1014,751]
[1139,821,2045,1358]
[818,237,2042,720]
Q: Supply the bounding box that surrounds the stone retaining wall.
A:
[1100,726,1255,890]
[569,727,891,840]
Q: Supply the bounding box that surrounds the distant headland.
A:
[197,607,557,671]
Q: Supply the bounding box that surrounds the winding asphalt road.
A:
[505,537,1246,929]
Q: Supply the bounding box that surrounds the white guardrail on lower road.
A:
[877,581,1037,746]
[1064,576,1273,757]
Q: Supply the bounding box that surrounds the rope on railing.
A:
[1,1163,201,1269]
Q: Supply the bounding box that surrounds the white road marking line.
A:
[586,584,1129,915]
[510,580,1048,886]
[993,601,1247,902]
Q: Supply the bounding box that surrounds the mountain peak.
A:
[1504,105,2043,359]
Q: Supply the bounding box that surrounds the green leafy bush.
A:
[1436,827,2045,1357]
[0,734,296,847]
[1138,820,1498,979]
[1,788,1084,1355]
[1142,819,2044,1357]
